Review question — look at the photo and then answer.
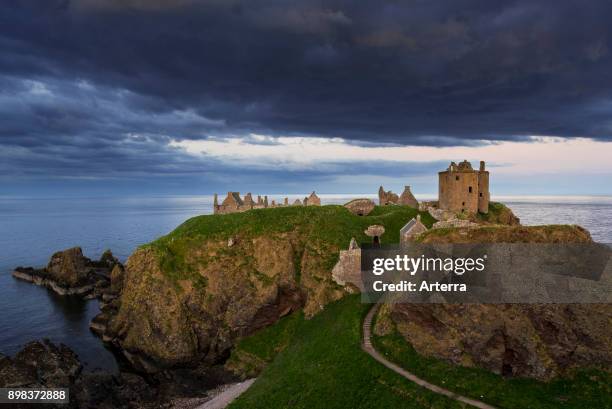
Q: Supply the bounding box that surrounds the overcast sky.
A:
[1,0,612,197]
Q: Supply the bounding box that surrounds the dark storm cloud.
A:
[3,0,612,142]
[1,0,612,193]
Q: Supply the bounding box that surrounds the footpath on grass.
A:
[362,303,498,409]
[196,379,256,409]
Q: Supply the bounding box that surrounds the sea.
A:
[1,194,611,372]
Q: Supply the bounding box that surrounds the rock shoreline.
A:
[12,268,96,296]
[0,339,240,408]
[12,247,120,299]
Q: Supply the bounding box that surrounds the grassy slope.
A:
[228,295,611,409]
[143,205,435,283]
[228,295,460,409]
[372,330,612,409]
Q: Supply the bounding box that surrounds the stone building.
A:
[399,214,428,244]
[214,191,321,214]
[398,186,419,208]
[304,191,321,206]
[438,160,489,214]
[378,185,419,208]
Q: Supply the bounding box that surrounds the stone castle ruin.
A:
[438,160,489,214]
[214,191,321,214]
[378,185,419,208]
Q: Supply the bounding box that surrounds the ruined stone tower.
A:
[438,160,489,214]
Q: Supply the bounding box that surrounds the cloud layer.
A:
[1,1,612,195]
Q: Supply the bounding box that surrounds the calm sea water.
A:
[1,194,611,372]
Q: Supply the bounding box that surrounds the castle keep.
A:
[438,160,489,214]
[214,191,320,214]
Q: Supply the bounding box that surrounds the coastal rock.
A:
[390,224,611,380]
[13,247,121,297]
[109,263,125,295]
[100,224,345,373]
[0,340,82,388]
[0,341,166,408]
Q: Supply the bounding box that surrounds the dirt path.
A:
[195,378,256,409]
[362,303,498,409]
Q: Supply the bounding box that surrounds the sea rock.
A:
[13,247,121,298]
[344,198,375,216]
[47,247,92,287]
[98,249,119,269]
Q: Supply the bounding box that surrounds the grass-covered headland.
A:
[143,204,435,283]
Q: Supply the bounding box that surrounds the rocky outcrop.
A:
[390,303,612,380]
[98,232,344,373]
[344,198,375,216]
[0,340,81,388]
[12,247,120,297]
[0,340,170,408]
[389,224,612,380]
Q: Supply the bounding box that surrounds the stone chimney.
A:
[480,161,485,171]
[284,197,289,206]
[264,196,268,207]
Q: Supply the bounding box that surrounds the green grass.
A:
[373,329,612,409]
[228,295,460,409]
[142,205,434,282]
[474,201,518,225]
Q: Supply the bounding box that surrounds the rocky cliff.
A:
[99,205,433,372]
[377,224,612,380]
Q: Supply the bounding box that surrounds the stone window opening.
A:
[462,201,465,206]
[468,186,472,193]
[479,192,483,197]
[455,176,459,181]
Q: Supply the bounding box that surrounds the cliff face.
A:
[107,235,315,371]
[104,205,432,371]
[381,224,612,380]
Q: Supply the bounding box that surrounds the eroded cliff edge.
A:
[375,225,612,381]
[98,205,433,372]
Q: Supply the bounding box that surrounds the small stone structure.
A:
[399,215,428,243]
[331,238,363,290]
[344,198,375,216]
[438,160,489,214]
[364,225,385,245]
[214,191,321,214]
